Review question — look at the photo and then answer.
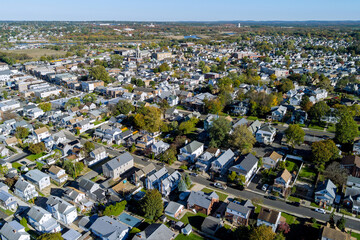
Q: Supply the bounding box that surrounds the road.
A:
[273,125,335,138]
[63,129,360,231]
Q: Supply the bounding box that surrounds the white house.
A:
[48,165,68,185]
[25,169,50,190]
[46,196,77,224]
[256,125,276,144]
[90,216,129,240]
[34,127,51,143]
[0,189,17,212]
[14,179,38,201]
[271,106,287,121]
[263,151,283,169]
[178,140,204,162]
[27,206,61,233]
[151,140,170,155]
[0,220,30,240]
[229,153,258,184]
[86,146,107,166]
[211,149,236,175]
[257,208,281,232]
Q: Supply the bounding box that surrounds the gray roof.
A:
[201,216,221,232]
[316,179,337,199]
[248,120,261,133]
[229,153,258,175]
[213,149,234,167]
[348,176,360,185]
[0,189,14,202]
[62,228,81,240]
[79,178,99,192]
[227,201,253,216]
[46,196,76,215]
[165,201,184,216]
[183,141,203,153]
[27,206,51,222]
[14,179,33,192]
[91,146,106,156]
[132,223,175,240]
[187,191,218,209]
[90,216,128,240]
[25,169,48,183]
[0,220,30,240]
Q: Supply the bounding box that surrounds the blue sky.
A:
[1,0,359,21]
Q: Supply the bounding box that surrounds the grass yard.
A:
[285,160,300,173]
[26,152,47,161]
[299,165,317,181]
[326,124,336,133]
[94,118,106,125]
[308,124,324,130]
[12,162,22,170]
[281,212,300,225]
[201,188,228,201]
[254,204,261,214]
[4,49,67,59]
[349,231,360,240]
[0,207,14,216]
[80,133,91,139]
[287,196,300,203]
[180,212,207,230]
[247,116,258,121]
[175,233,204,240]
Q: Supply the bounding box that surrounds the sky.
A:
[0,0,359,21]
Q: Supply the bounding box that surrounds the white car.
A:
[214,182,227,190]
[262,184,269,191]
[315,208,326,214]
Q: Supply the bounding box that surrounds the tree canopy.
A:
[335,110,359,144]
[178,117,199,135]
[140,189,163,220]
[209,117,231,148]
[311,139,339,171]
[284,124,305,148]
[249,225,276,240]
[89,65,111,84]
[134,106,162,133]
[38,102,52,112]
[37,232,63,240]
[309,101,330,122]
[82,93,97,104]
[229,124,256,154]
[15,126,29,139]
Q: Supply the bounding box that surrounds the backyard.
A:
[180,212,207,230]
[175,233,204,240]
[298,165,317,182]
[26,152,47,161]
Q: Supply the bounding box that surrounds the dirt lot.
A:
[4,48,67,59]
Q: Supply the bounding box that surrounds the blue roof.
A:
[118,212,142,228]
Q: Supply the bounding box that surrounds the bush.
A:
[103,200,127,216]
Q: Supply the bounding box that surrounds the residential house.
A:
[248,120,262,134]
[62,229,82,240]
[211,149,236,175]
[27,206,61,233]
[0,144,9,158]
[64,187,94,213]
[353,140,360,155]
[178,140,204,162]
[343,187,360,214]
[0,220,30,240]
[341,155,360,178]
[151,140,170,156]
[201,216,222,236]
[229,153,259,184]
[225,200,254,226]
[256,125,276,144]
[196,148,221,172]
[46,196,77,224]
[74,119,93,133]
[257,208,281,232]
[132,223,176,240]
[14,179,38,201]
[48,165,68,185]
[90,216,129,240]
[85,146,107,166]
[160,171,182,196]
[271,106,287,121]
[34,127,51,143]
[145,167,169,190]
[315,179,337,206]
[79,178,106,202]
[102,152,134,180]
[320,226,351,240]
[133,163,156,186]
[291,109,308,124]
[165,201,184,219]
[0,189,17,212]
[273,169,292,196]
[347,176,360,188]
[187,191,219,215]
[263,151,283,169]
[25,169,50,190]
[136,134,156,149]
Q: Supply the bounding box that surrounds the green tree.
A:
[160,147,177,165]
[209,117,231,148]
[84,141,95,152]
[28,142,45,154]
[336,215,346,231]
[37,232,63,240]
[82,93,97,104]
[229,124,256,154]
[89,65,110,84]
[249,225,276,240]
[38,102,52,112]
[65,97,81,109]
[335,111,359,144]
[311,139,339,171]
[178,178,187,192]
[204,98,223,114]
[284,124,305,148]
[20,217,29,231]
[103,200,127,216]
[2,90,8,100]
[113,100,135,115]
[141,189,163,220]
[15,126,29,139]
[178,118,199,135]
[133,106,162,133]
[300,95,313,112]
[278,79,294,93]
[309,101,330,122]
[184,173,192,188]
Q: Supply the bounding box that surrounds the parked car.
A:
[190,173,198,177]
[262,184,269,191]
[157,162,164,166]
[315,208,326,214]
[290,202,300,207]
[266,195,277,200]
[214,182,227,190]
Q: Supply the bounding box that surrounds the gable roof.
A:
[183,141,203,153]
[90,216,128,240]
[213,149,234,167]
[277,169,292,183]
[229,153,258,175]
[258,208,280,225]
[132,223,175,240]
[0,220,29,240]
[316,179,337,199]
[341,155,360,167]
[187,191,218,210]
[34,127,49,135]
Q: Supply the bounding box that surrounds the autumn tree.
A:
[38,102,52,112]
[311,139,339,171]
[133,106,162,133]
[300,95,313,112]
[284,124,305,148]
[15,126,29,139]
[178,118,199,135]
[89,65,111,84]
[249,225,276,240]
[37,232,63,240]
[229,124,256,154]
[209,117,231,148]
[204,98,223,114]
[140,189,163,220]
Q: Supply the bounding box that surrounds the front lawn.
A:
[326,124,336,133]
[281,212,299,225]
[287,196,300,203]
[26,152,46,161]
[180,212,206,230]
[12,162,22,170]
[201,188,228,201]
[349,231,360,240]
[0,207,14,216]
[175,233,204,240]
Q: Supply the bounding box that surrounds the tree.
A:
[141,189,163,220]
[336,215,346,231]
[28,142,45,154]
[103,200,127,216]
[133,106,162,133]
[229,125,256,154]
[65,97,81,109]
[84,141,95,152]
[2,90,8,99]
[178,118,199,135]
[233,225,251,240]
[329,212,335,228]
[311,139,339,171]
[184,173,192,188]
[112,100,135,115]
[249,225,276,240]
[2,111,17,121]
[277,222,290,234]
[178,178,187,192]
[209,117,231,148]
[284,124,305,148]
[37,232,63,240]
[82,93,97,104]
[20,217,29,231]
[204,98,223,114]
[38,102,52,112]
[160,147,177,165]
[324,162,348,186]
[89,65,110,84]
[15,126,29,139]
[335,111,359,144]
[309,101,330,122]
[300,95,313,112]
[278,79,294,93]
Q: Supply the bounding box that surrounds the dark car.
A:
[266,195,277,200]
[292,202,300,207]
[157,162,165,166]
